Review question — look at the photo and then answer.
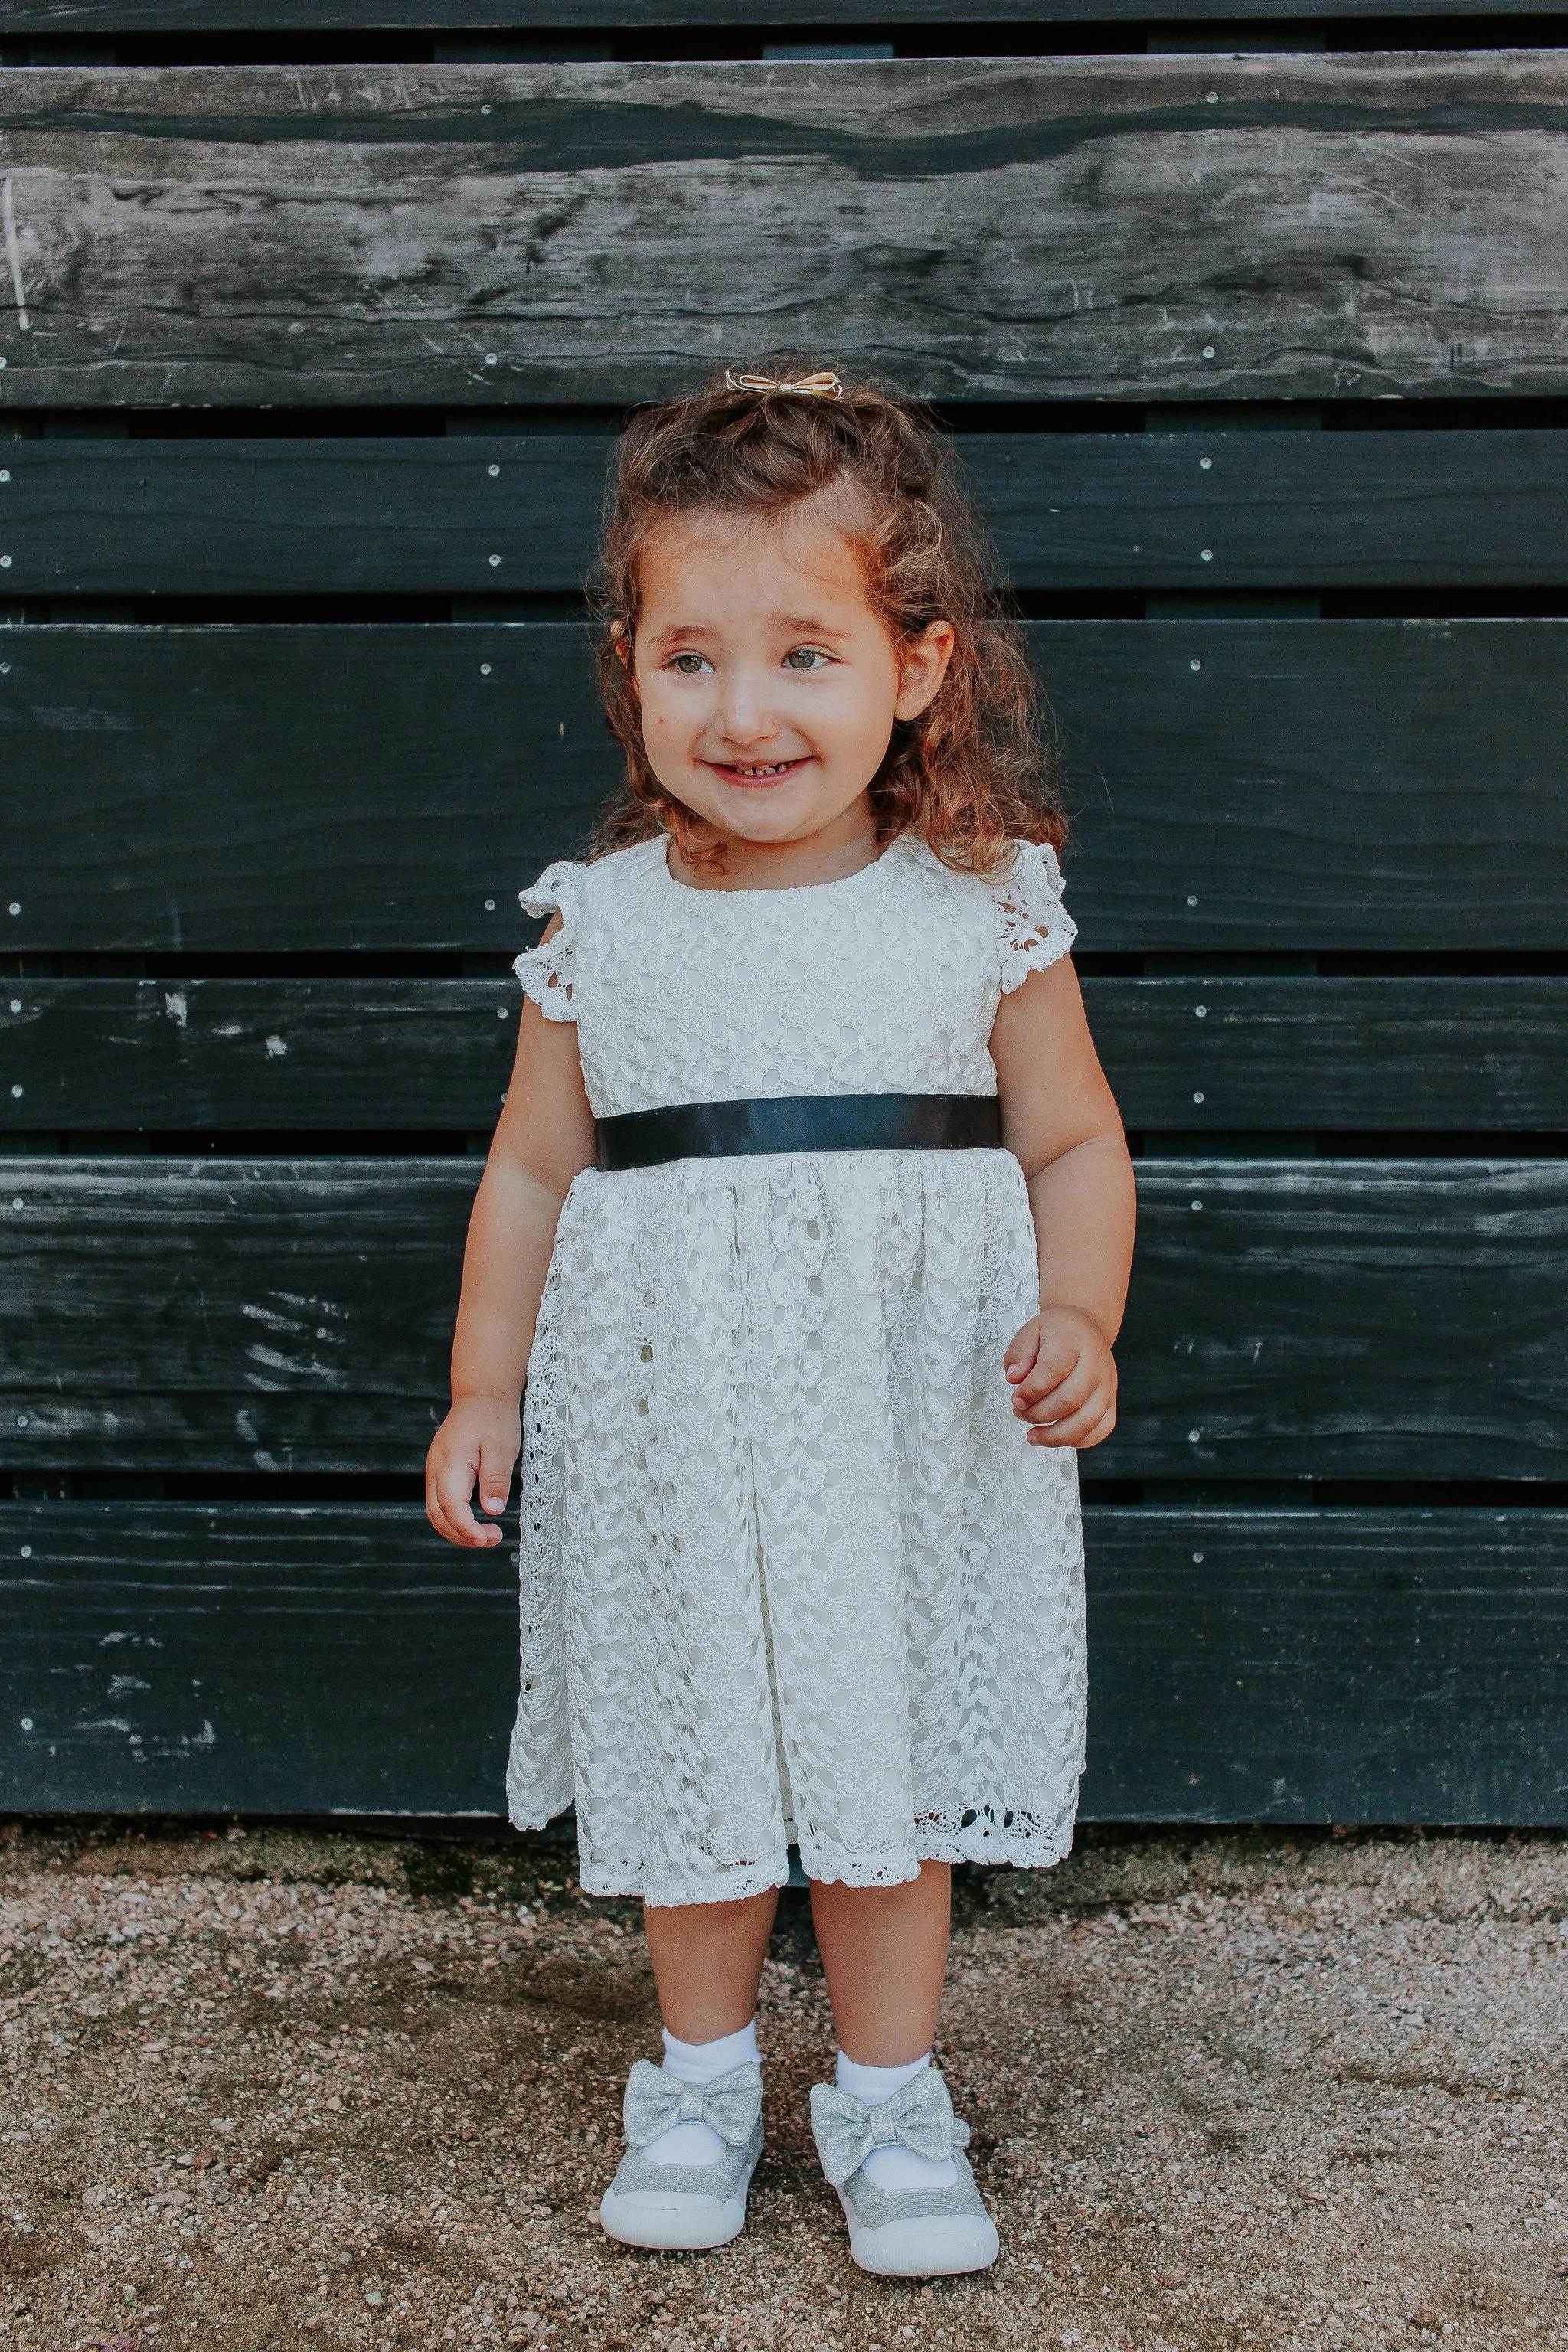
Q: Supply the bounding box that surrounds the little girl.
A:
[426,368,1135,2279]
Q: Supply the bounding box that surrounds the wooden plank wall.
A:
[2,0,1565,1828]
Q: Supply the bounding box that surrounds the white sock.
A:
[642,2020,760,2169]
[835,2049,959,2191]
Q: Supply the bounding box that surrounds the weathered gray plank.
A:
[9,430,1568,593]
[3,620,1567,954]
[2,60,1567,403]
[10,1,1567,28]
[8,976,1568,1135]
[1,1158,1564,1478]
[4,1501,1564,1821]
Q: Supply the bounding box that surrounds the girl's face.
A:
[632,496,953,853]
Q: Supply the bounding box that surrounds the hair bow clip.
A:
[724,368,844,400]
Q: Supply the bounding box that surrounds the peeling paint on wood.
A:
[0,1157,1564,1479]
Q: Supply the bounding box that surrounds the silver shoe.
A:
[599,2058,763,2251]
[809,2064,1000,2277]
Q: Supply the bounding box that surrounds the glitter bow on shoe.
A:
[723,368,844,399]
[808,2068,971,2187]
[622,2059,763,2150]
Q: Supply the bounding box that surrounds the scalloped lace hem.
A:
[548,1810,1081,1902]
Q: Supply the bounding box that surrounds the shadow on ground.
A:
[2,1819,1565,2352]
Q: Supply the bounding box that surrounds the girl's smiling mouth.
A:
[708,757,811,786]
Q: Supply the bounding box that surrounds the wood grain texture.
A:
[0,1158,476,1475]
[3,1501,1563,1819]
[1085,978,1568,1134]
[9,430,1568,594]
[2,1157,1564,1478]
[8,976,1568,1134]
[0,978,519,1132]
[0,1501,517,1815]
[0,436,615,597]
[1111,1161,1568,1481]
[1080,1508,1568,1824]
[3,620,1567,955]
[11,0,1567,28]
[2,59,1568,403]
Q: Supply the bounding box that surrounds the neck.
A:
[671,799,881,893]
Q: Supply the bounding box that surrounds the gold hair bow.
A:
[724,368,844,400]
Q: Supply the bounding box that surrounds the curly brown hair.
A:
[591,365,1063,875]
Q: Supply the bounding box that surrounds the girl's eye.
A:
[668,652,713,675]
[782,647,831,671]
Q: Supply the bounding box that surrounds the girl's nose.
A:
[713,671,781,746]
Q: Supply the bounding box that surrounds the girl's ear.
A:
[610,619,635,673]
[894,620,956,722]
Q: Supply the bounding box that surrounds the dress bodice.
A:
[513,831,1076,1120]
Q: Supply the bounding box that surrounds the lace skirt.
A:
[505,1148,1086,1905]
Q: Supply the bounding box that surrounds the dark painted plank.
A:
[1079,1508,1568,1824]
[2,1157,1565,1478]
[0,438,615,598]
[8,975,1568,1135]
[1109,1161,1568,1481]
[11,1,1567,27]
[3,60,1568,403]
[3,620,1567,955]
[971,430,1568,594]
[0,1159,477,1476]
[3,1501,1564,1821]
[0,1501,516,1815]
[1,978,519,1133]
[10,431,1568,594]
[1086,978,1568,1134]
[0,626,609,957]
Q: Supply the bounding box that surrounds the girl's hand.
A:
[1004,1308,1118,1449]
[426,1394,522,1548]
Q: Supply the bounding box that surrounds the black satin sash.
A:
[595,1093,1003,1172]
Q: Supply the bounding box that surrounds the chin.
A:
[704,789,818,841]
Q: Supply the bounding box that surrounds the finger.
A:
[1012,1351,1091,1413]
[426,1494,473,1550]
[476,1436,518,1518]
[1070,1403,1119,1451]
[425,1453,470,1548]
[1003,1323,1041,1384]
[1025,1390,1116,1447]
[1016,1373,1097,1426]
[1029,1403,1117,1450]
[436,1461,495,1549]
[424,1467,461,1548]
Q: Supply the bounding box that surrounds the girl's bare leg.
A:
[642,1889,779,2041]
[809,1860,952,2063]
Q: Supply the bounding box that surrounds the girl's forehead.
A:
[638,498,871,611]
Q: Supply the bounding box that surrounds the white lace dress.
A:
[505,831,1087,1905]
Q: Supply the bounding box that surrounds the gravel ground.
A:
[1,1818,1564,2352]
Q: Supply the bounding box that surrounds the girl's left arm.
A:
[990,957,1138,1450]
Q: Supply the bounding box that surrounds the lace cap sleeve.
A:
[514,860,584,1023]
[991,840,1076,992]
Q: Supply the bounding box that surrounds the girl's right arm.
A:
[425,929,596,1549]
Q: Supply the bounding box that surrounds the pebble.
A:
[1,1822,1565,2350]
